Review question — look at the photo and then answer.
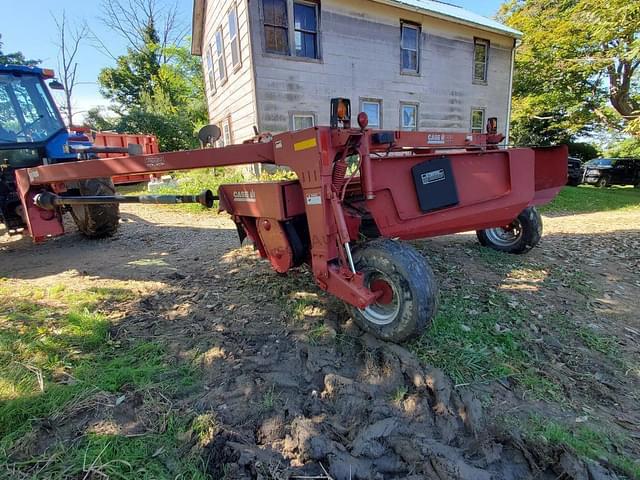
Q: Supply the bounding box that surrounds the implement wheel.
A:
[70,178,119,239]
[347,239,438,343]
[476,206,542,254]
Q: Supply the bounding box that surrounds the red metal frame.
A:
[13,126,567,310]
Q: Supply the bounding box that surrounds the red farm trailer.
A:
[74,129,159,185]
[12,99,568,342]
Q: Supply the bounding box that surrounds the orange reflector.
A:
[41,68,55,79]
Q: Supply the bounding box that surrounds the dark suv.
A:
[582,158,640,188]
[567,157,582,186]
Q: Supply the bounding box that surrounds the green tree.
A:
[98,20,162,110]
[95,1,206,151]
[84,107,117,132]
[606,138,640,158]
[501,0,640,139]
[0,34,39,66]
[567,142,599,162]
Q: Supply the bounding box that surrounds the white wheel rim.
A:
[359,270,401,326]
[485,221,523,247]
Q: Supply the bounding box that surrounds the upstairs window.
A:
[401,23,420,73]
[294,2,318,58]
[262,0,320,59]
[471,108,485,133]
[205,44,216,94]
[215,29,227,84]
[473,38,489,83]
[228,7,241,69]
[263,0,289,54]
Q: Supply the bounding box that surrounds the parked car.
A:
[582,158,640,188]
[567,157,582,186]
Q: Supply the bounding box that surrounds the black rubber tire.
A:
[597,176,610,188]
[476,206,542,254]
[347,239,438,343]
[70,178,119,238]
[567,178,581,187]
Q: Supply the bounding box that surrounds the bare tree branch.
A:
[53,10,89,127]
[96,0,186,64]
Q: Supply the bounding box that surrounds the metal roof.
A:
[370,0,521,38]
[191,0,521,55]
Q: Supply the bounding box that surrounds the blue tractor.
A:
[0,65,119,238]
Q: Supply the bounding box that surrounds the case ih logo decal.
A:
[427,134,445,145]
[233,190,256,202]
[145,156,166,169]
[421,169,446,185]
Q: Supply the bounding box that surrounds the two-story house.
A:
[191,0,521,146]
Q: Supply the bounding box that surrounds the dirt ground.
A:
[1,204,638,479]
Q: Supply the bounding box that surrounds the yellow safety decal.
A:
[293,138,317,152]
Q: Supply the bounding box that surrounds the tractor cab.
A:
[0,66,71,165]
[0,65,96,232]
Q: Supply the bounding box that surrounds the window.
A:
[0,72,64,142]
[262,0,320,59]
[294,2,318,58]
[218,118,232,147]
[263,0,289,54]
[292,113,315,130]
[205,44,216,94]
[471,108,485,133]
[222,119,232,145]
[473,38,489,83]
[361,99,382,128]
[215,29,227,83]
[401,23,419,73]
[228,7,241,69]
[400,103,418,131]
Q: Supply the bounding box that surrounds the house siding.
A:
[202,0,258,143]
[248,0,514,135]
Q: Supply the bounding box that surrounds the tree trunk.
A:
[609,60,639,121]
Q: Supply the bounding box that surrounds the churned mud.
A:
[1,205,637,479]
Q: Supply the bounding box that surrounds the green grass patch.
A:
[307,323,331,345]
[577,327,619,357]
[560,269,596,296]
[0,283,203,478]
[261,385,280,412]
[4,416,207,480]
[540,185,640,215]
[410,289,562,401]
[522,416,640,479]
[118,167,245,214]
[390,386,409,404]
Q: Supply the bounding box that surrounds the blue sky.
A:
[1,0,505,118]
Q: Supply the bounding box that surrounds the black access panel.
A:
[411,157,459,213]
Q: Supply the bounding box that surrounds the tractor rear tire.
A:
[70,178,119,239]
[347,239,438,343]
[476,206,542,254]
